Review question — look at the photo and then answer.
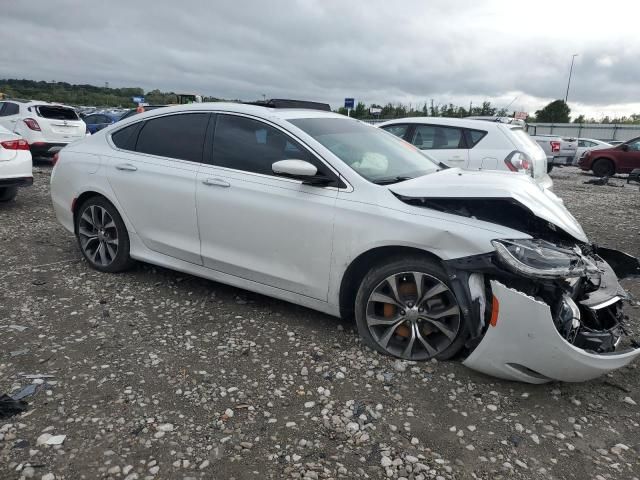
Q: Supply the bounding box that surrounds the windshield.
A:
[290,117,440,183]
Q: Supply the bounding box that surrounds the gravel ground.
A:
[1,166,639,480]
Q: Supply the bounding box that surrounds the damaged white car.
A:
[50,102,640,383]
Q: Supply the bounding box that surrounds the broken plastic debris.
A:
[21,374,55,379]
[12,384,37,400]
[8,325,28,332]
[0,394,28,418]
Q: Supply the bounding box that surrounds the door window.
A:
[627,140,640,151]
[136,113,209,162]
[410,125,465,150]
[212,114,313,176]
[381,124,409,139]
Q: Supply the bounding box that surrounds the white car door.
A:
[0,102,21,132]
[196,113,339,300]
[408,124,469,168]
[105,112,210,265]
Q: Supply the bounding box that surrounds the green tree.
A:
[573,114,585,124]
[535,100,571,123]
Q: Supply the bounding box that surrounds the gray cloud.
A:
[1,0,639,116]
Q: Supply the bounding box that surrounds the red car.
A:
[579,136,640,177]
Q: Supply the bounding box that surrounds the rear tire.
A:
[75,196,135,273]
[547,163,554,173]
[354,256,468,362]
[592,158,615,178]
[0,186,18,202]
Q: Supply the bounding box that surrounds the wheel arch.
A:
[72,190,120,234]
[338,245,444,319]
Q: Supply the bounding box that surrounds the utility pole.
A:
[564,54,578,103]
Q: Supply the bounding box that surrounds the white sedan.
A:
[575,138,612,163]
[0,125,32,202]
[50,102,640,383]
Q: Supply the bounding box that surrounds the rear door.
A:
[407,124,469,167]
[34,105,86,143]
[106,112,211,264]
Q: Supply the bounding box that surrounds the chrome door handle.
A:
[202,177,230,188]
[115,163,137,171]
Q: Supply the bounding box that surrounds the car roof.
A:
[122,102,344,122]
[377,116,508,129]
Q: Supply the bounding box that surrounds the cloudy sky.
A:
[2,0,639,118]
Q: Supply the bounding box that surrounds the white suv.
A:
[0,100,86,161]
[378,117,551,189]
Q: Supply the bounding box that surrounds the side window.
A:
[0,102,18,116]
[136,113,209,162]
[84,115,97,124]
[466,129,487,148]
[0,103,6,116]
[111,122,143,151]
[381,124,409,139]
[578,140,586,148]
[213,115,312,175]
[411,125,465,150]
[628,140,640,152]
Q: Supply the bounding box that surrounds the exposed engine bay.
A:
[396,194,640,382]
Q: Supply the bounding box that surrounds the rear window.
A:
[36,106,79,121]
[509,127,541,150]
[467,129,487,147]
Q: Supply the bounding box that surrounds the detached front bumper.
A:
[463,280,640,383]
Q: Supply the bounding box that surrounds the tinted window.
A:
[381,124,409,139]
[212,115,312,175]
[467,129,487,147]
[84,115,98,124]
[37,106,79,120]
[627,140,640,151]
[136,113,209,162]
[111,122,143,151]
[0,102,19,116]
[410,125,464,150]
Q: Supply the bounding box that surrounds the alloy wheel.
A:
[78,205,119,267]
[365,271,461,360]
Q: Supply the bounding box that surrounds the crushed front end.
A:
[444,241,640,383]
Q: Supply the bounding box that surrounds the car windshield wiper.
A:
[371,176,414,185]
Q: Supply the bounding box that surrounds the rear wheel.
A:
[547,163,554,173]
[0,186,18,202]
[592,158,615,177]
[75,196,135,273]
[355,256,467,361]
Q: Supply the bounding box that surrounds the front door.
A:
[196,114,339,300]
[618,139,640,173]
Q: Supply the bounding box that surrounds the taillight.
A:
[0,139,30,150]
[24,118,41,131]
[52,153,60,166]
[504,152,533,176]
[550,141,560,153]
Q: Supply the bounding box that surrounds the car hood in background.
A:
[389,168,588,243]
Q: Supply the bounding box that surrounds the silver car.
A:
[50,102,640,383]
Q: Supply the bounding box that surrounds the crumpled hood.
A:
[389,168,588,243]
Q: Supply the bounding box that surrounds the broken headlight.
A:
[491,239,600,279]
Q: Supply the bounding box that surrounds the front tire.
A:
[355,256,468,361]
[0,186,18,202]
[592,158,615,177]
[75,196,135,273]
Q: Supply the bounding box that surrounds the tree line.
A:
[2,79,638,124]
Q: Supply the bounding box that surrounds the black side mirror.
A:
[620,144,629,151]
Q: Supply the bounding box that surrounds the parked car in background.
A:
[0,125,32,202]
[578,136,640,177]
[607,140,625,146]
[118,105,167,122]
[49,102,640,383]
[0,99,86,161]
[83,112,123,134]
[466,116,527,127]
[574,138,611,163]
[378,117,551,189]
[528,134,577,170]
